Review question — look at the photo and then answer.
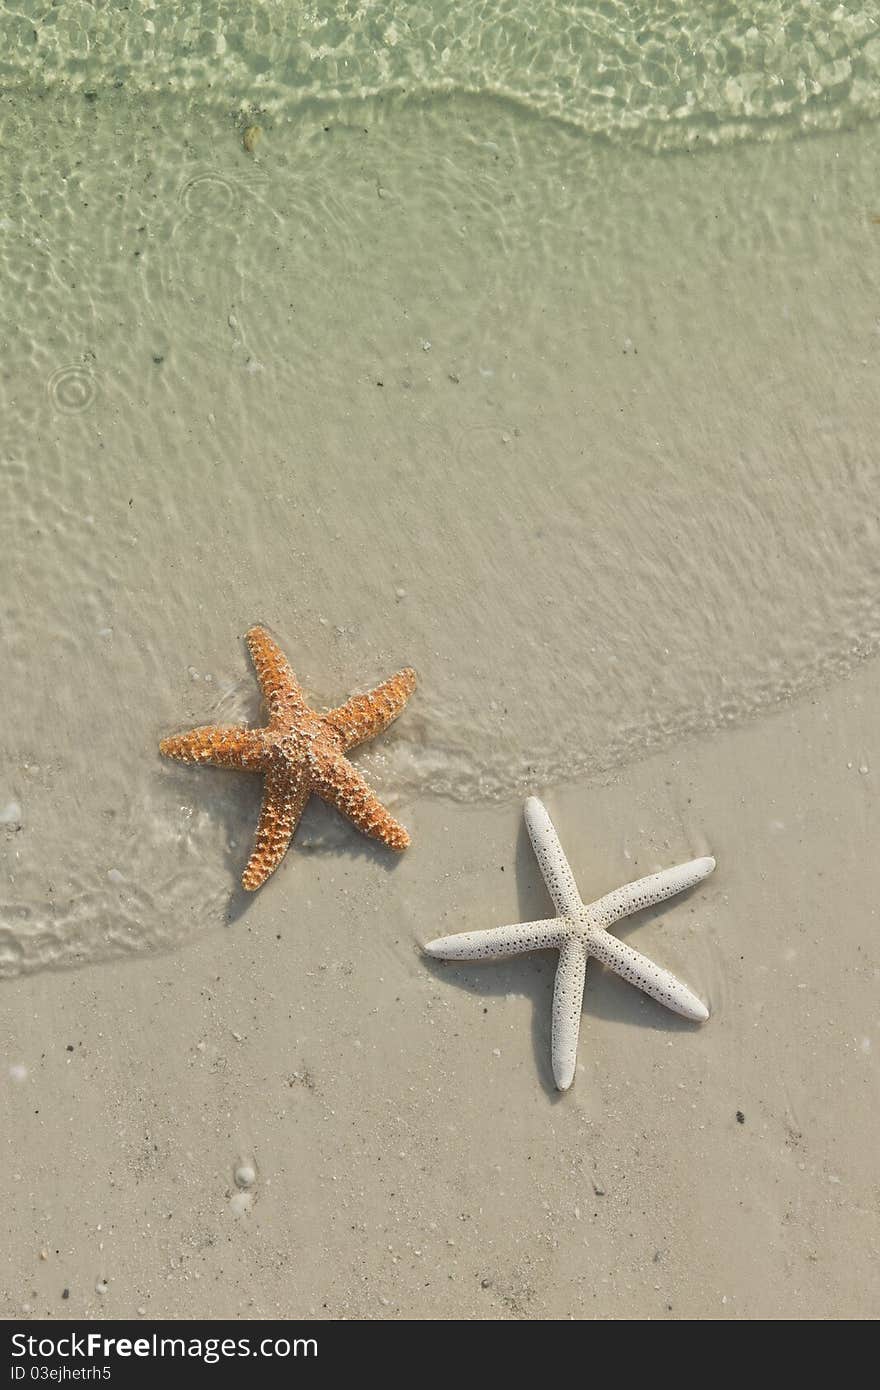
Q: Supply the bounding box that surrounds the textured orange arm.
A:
[325,667,416,750]
[313,753,410,850]
[241,768,311,890]
[160,725,269,770]
[246,626,306,719]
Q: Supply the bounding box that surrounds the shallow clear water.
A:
[2,3,880,975]
[6,1,880,147]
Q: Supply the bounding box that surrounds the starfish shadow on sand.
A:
[156,758,409,931]
[223,795,409,926]
[424,800,714,1097]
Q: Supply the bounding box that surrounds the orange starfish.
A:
[160,627,416,890]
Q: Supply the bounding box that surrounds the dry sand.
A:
[3,668,878,1319]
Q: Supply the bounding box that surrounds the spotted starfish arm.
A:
[241,766,311,891]
[424,918,562,960]
[588,929,709,1021]
[246,626,306,719]
[524,796,583,914]
[323,667,417,751]
[591,856,716,928]
[312,752,410,850]
[552,938,588,1091]
[160,725,269,770]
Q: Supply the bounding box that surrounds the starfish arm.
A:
[524,797,582,915]
[160,725,269,770]
[246,626,306,719]
[323,667,417,751]
[590,856,715,927]
[588,929,709,1022]
[424,918,562,960]
[241,767,311,891]
[552,938,588,1091]
[312,751,410,850]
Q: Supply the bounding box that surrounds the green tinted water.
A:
[2,4,879,973]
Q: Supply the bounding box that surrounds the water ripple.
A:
[177,170,240,221]
[5,2,880,152]
[47,363,98,414]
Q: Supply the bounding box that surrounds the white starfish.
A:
[425,797,714,1091]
